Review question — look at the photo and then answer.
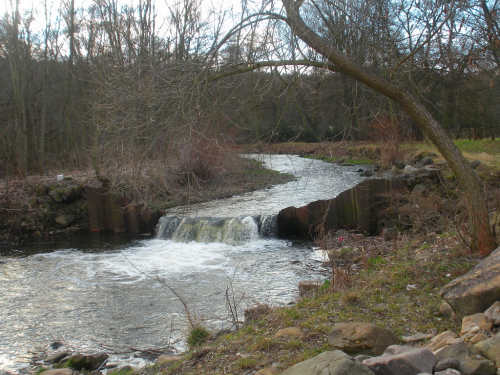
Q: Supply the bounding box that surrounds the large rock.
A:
[484,301,500,325]
[44,352,68,364]
[434,342,496,375]
[440,246,500,319]
[461,313,493,335]
[281,350,374,375]
[328,323,399,356]
[64,353,108,371]
[38,370,73,375]
[475,333,500,366]
[362,345,436,375]
[424,331,460,353]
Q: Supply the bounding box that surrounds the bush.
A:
[187,326,210,348]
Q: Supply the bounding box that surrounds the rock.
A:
[421,157,434,166]
[274,327,305,338]
[45,352,69,364]
[412,183,428,194]
[470,160,481,169]
[157,355,183,364]
[244,304,271,322]
[424,331,459,352]
[401,333,434,344]
[37,369,73,375]
[461,313,494,335]
[404,165,419,175]
[440,246,500,319]
[470,334,488,344]
[106,365,132,375]
[362,345,436,375]
[298,280,321,297]
[435,370,461,375]
[440,302,454,318]
[395,161,405,170]
[49,189,63,203]
[328,323,399,356]
[484,301,500,325]
[434,358,461,372]
[54,214,75,228]
[281,350,374,375]
[434,342,496,375]
[89,371,102,375]
[475,333,500,366]
[65,353,108,371]
[361,170,373,177]
[255,368,280,375]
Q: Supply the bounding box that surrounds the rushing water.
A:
[0,155,368,373]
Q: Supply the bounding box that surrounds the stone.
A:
[404,165,419,175]
[37,370,73,375]
[424,331,459,352]
[328,323,399,356]
[244,304,271,322]
[421,157,434,166]
[440,246,500,319]
[434,358,461,372]
[475,333,500,366]
[470,334,488,344]
[157,355,183,364]
[412,183,428,194]
[106,365,132,375]
[360,170,373,177]
[362,345,436,375]
[461,313,494,335]
[274,327,305,338]
[298,280,321,297]
[435,370,461,375]
[281,350,374,375]
[54,215,75,228]
[64,353,108,371]
[434,342,496,375]
[470,160,481,169]
[49,189,63,202]
[255,368,280,375]
[484,301,500,325]
[401,333,434,344]
[45,352,69,364]
[440,301,454,318]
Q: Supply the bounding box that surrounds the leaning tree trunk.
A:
[282,0,497,255]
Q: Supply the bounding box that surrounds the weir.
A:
[155,215,278,245]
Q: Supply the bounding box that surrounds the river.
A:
[0,155,368,373]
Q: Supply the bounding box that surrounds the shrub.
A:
[187,326,210,348]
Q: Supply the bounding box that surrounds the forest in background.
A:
[1,0,499,180]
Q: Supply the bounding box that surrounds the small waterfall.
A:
[155,215,278,245]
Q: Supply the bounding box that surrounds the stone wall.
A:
[276,179,406,239]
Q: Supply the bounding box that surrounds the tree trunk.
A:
[282,0,497,255]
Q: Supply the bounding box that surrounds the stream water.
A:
[0,155,368,373]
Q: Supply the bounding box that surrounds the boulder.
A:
[362,345,436,375]
[64,353,108,371]
[440,246,500,319]
[424,331,459,352]
[38,370,73,375]
[403,165,419,175]
[439,302,454,318]
[435,370,461,375]
[44,352,68,364]
[412,183,428,194]
[461,313,493,335]
[281,350,374,375]
[434,342,496,375]
[401,333,434,344]
[328,323,399,356]
[470,334,488,344]
[484,301,500,325]
[274,327,305,338]
[470,160,481,169]
[475,333,500,366]
[434,358,460,372]
[49,189,63,203]
[55,214,75,228]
